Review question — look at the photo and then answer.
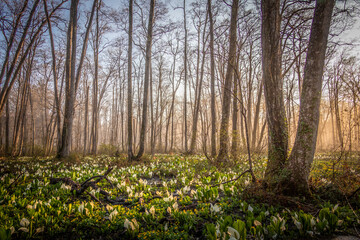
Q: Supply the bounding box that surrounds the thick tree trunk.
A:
[136,0,155,159]
[217,0,239,162]
[208,0,217,157]
[57,0,96,158]
[261,0,288,184]
[91,0,100,155]
[57,0,79,158]
[127,0,134,160]
[285,0,334,195]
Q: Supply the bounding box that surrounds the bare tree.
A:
[217,0,239,162]
[261,0,288,184]
[207,0,217,157]
[135,0,155,159]
[58,0,97,157]
[127,0,134,160]
[285,0,335,194]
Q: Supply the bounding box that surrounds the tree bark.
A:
[127,0,134,160]
[285,0,335,195]
[189,12,208,154]
[57,0,79,158]
[231,73,239,157]
[136,0,155,159]
[84,86,89,155]
[183,0,189,152]
[91,0,101,155]
[43,0,62,152]
[5,99,10,155]
[261,0,288,184]
[217,0,239,162]
[57,0,97,157]
[208,0,217,157]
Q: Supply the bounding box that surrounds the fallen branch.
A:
[211,169,251,187]
[349,186,360,200]
[86,190,104,206]
[50,177,80,190]
[50,167,114,198]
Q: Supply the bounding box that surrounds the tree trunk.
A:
[251,80,263,151]
[231,73,239,157]
[5,99,10,155]
[189,14,207,154]
[208,0,217,157]
[136,0,155,159]
[84,86,89,155]
[91,0,100,155]
[183,0,188,152]
[57,0,97,158]
[261,0,288,184]
[43,0,62,153]
[285,0,334,195]
[0,0,40,115]
[57,0,79,158]
[127,0,134,160]
[217,0,239,162]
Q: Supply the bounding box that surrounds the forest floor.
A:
[0,153,359,239]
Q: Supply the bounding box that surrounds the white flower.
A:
[109,209,118,222]
[227,226,240,240]
[78,203,85,213]
[190,189,197,197]
[183,186,190,193]
[106,205,113,212]
[35,226,44,234]
[124,218,139,231]
[294,220,302,230]
[20,218,30,227]
[149,206,155,216]
[18,227,29,232]
[172,202,179,212]
[254,220,262,226]
[210,204,222,214]
[124,218,132,229]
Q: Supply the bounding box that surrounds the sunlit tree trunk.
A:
[84,86,89,155]
[190,13,207,154]
[217,0,239,162]
[286,0,335,195]
[43,0,62,152]
[261,0,288,184]
[58,0,79,158]
[183,0,189,152]
[127,0,134,160]
[136,0,155,159]
[58,0,97,157]
[231,73,239,157]
[208,0,217,157]
[91,0,101,155]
